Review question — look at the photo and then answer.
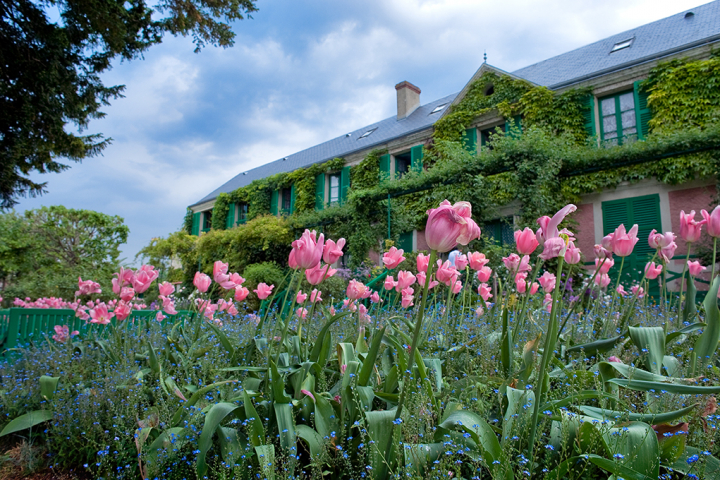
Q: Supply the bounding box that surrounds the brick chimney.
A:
[395,81,421,120]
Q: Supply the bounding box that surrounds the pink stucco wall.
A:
[417,230,429,252]
[573,203,595,265]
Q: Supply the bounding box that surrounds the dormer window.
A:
[611,38,633,53]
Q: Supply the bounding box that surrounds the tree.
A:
[0,206,129,301]
[0,0,258,208]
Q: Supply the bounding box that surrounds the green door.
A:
[602,194,661,289]
[398,231,413,253]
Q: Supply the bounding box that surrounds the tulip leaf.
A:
[0,410,53,437]
[296,424,323,458]
[309,312,349,363]
[404,443,444,475]
[577,404,697,424]
[609,378,720,394]
[666,322,706,344]
[670,446,720,478]
[601,421,660,478]
[311,391,337,440]
[502,386,535,446]
[207,322,235,358]
[217,426,246,468]
[663,355,681,378]
[366,409,397,477]
[500,307,512,377]
[566,334,624,356]
[585,454,654,480]
[243,391,265,448]
[628,326,665,375]
[358,327,385,387]
[170,379,238,426]
[683,276,698,324]
[694,276,720,373]
[196,402,240,477]
[39,375,60,401]
[269,359,291,404]
[439,411,504,466]
[254,444,276,480]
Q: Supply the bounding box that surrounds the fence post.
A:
[4,308,21,351]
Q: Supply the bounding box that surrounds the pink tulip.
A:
[346,279,370,300]
[330,306,336,315]
[343,299,357,312]
[594,273,611,289]
[254,283,274,300]
[543,293,553,313]
[384,275,397,291]
[617,285,628,296]
[133,265,159,293]
[612,224,639,257]
[476,266,492,283]
[370,291,381,303]
[382,247,406,270]
[311,289,322,303]
[530,282,539,295]
[455,254,468,271]
[452,280,462,295]
[112,268,135,294]
[648,229,676,250]
[359,304,371,324]
[288,249,299,269]
[515,273,527,293]
[401,293,414,309]
[478,283,493,301]
[305,263,335,285]
[89,304,114,325]
[416,253,430,273]
[645,262,663,280]
[416,271,439,290]
[159,282,174,297]
[607,356,623,363]
[213,261,229,282]
[296,307,308,320]
[52,325,79,343]
[680,210,706,243]
[594,244,613,260]
[502,253,521,271]
[234,286,249,302]
[120,287,135,302]
[631,285,645,298]
[296,290,308,303]
[688,260,706,277]
[228,273,245,287]
[468,252,489,271]
[323,238,346,264]
[702,206,720,238]
[114,301,132,321]
[475,306,484,317]
[156,311,167,322]
[436,260,458,286]
[425,200,481,252]
[77,277,102,296]
[538,272,556,293]
[515,227,539,255]
[660,242,678,263]
[193,272,212,293]
[301,388,315,401]
[396,271,416,291]
[595,257,615,274]
[292,229,325,269]
[536,204,577,259]
[564,241,581,264]
[162,296,178,315]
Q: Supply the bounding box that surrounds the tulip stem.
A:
[604,256,625,337]
[618,251,657,332]
[513,256,544,344]
[712,237,718,283]
[675,249,692,328]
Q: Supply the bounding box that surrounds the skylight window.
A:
[430,103,448,114]
[358,128,377,139]
[611,38,633,53]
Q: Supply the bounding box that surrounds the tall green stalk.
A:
[513,256,544,343]
[675,249,692,328]
[711,237,718,282]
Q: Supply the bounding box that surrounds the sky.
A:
[15,0,708,264]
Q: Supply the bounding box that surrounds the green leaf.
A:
[695,276,720,372]
[366,409,397,477]
[500,307,512,376]
[358,327,385,386]
[311,391,337,439]
[0,410,53,437]
[683,275,698,324]
[217,426,246,468]
[309,312,348,363]
[662,355,681,378]
[566,334,623,356]
[170,379,238,426]
[601,422,659,478]
[577,404,697,424]
[609,378,720,394]
[586,454,654,480]
[39,375,59,401]
[671,446,720,479]
[404,443,444,475]
[144,427,187,468]
[296,424,323,457]
[196,402,240,477]
[439,410,504,471]
[164,376,187,401]
[628,326,665,375]
[269,359,291,404]
[666,322,706,344]
[502,386,534,446]
[208,322,235,358]
[243,391,265,448]
[148,343,161,374]
[274,402,296,452]
[254,444,276,480]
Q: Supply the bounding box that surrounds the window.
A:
[600,91,637,145]
[329,173,341,204]
[238,203,248,224]
[485,218,514,246]
[202,210,212,231]
[394,152,412,179]
[611,38,633,53]
[358,128,377,139]
[480,126,502,150]
[281,188,292,212]
[430,103,448,114]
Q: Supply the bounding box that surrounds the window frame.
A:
[202,210,212,232]
[238,203,248,224]
[281,187,292,213]
[328,173,341,204]
[393,151,412,179]
[598,90,637,146]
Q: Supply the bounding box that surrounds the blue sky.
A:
[16,0,706,264]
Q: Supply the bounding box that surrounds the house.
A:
[188,1,720,286]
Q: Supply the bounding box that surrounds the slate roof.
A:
[512,1,720,88]
[192,1,720,207]
[191,93,457,206]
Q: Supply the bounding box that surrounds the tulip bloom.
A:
[159,282,174,297]
[77,277,102,296]
[475,306,484,317]
[384,275,397,291]
[645,262,663,280]
[358,304,371,324]
[425,200,481,252]
[416,272,439,289]
[382,247,406,269]
[680,210,706,243]
[114,301,132,321]
[702,206,720,238]
[515,227,539,255]
[396,271,416,291]
[611,224,639,257]
[52,325,79,343]
[530,282,539,295]
[476,266,492,283]
[370,291,381,303]
[594,244,613,260]
[468,252,489,271]
[455,254,468,271]
[451,280,462,295]
[607,356,623,363]
[254,283,274,300]
[112,267,135,293]
[296,290,308,303]
[516,277,527,294]
[162,297,178,315]
[193,272,212,293]
[89,304,114,324]
[617,285,629,296]
[343,299,357,312]
[234,286,249,302]
[594,257,615,274]
[311,289,323,303]
[120,287,135,302]
[688,260,706,277]
[292,229,325,269]
[536,204,577,259]
[296,308,308,320]
[416,253,430,273]
[323,238,346,264]
[631,285,645,298]
[436,260,458,286]
[306,263,335,285]
[478,283,492,301]
[538,272,556,293]
[347,279,370,300]
[213,261,229,282]
[564,241,581,264]
[401,293,414,309]
[594,273,611,289]
[288,249,299,269]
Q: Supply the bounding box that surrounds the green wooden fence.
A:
[0,308,193,354]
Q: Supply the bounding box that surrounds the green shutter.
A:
[462,128,477,154]
[340,166,350,204]
[504,115,522,138]
[379,154,391,182]
[225,203,236,229]
[633,80,651,140]
[410,145,424,172]
[583,94,596,137]
[289,184,296,214]
[315,173,325,210]
[270,190,279,216]
[398,231,413,252]
[191,212,201,236]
